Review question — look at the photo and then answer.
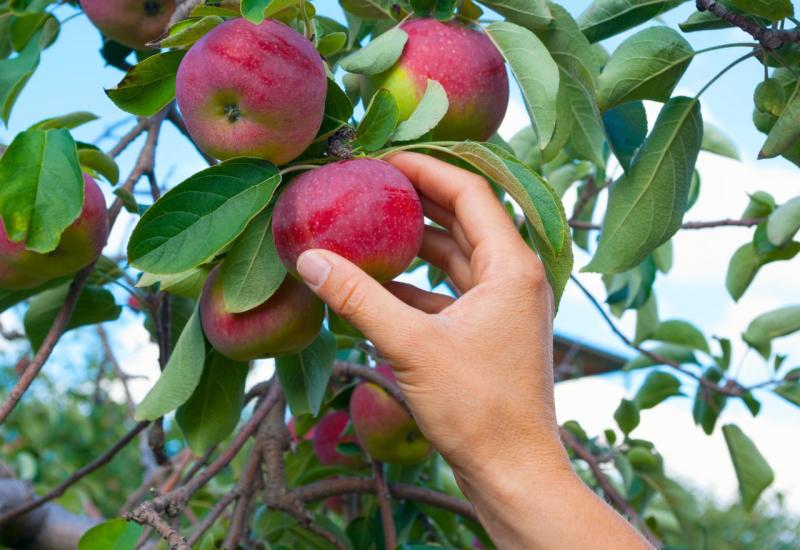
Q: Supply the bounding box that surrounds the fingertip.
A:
[296,250,332,289]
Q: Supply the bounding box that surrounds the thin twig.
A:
[0,421,149,523]
[333,361,412,416]
[568,218,763,231]
[127,501,190,550]
[186,490,240,546]
[373,461,396,550]
[696,0,800,48]
[291,478,479,523]
[560,428,660,547]
[0,263,96,425]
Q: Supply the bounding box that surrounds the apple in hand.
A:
[0,174,108,290]
[349,364,431,465]
[175,18,327,165]
[199,267,324,362]
[272,158,424,282]
[81,0,176,50]
[362,18,509,141]
[312,410,365,468]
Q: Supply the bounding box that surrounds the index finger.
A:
[387,152,521,253]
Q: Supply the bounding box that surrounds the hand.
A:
[295,152,651,549]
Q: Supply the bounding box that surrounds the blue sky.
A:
[2,1,799,511]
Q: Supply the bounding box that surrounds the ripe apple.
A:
[81,0,176,50]
[0,174,108,290]
[199,267,324,361]
[175,18,327,165]
[362,18,509,141]
[349,364,431,465]
[272,158,424,282]
[312,410,365,468]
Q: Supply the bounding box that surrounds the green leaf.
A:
[644,474,701,542]
[614,398,640,434]
[584,97,702,274]
[176,352,248,453]
[634,292,659,344]
[392,79,449,142]
[276,329,336,416]
[30,111,98,130]
[0,277,67,313]
[624,344,697,370]
[318,78,354,138]
[760,79,800,159]
[539,4,598,92]
[486,21,559,149]
[0,28,41,124]
[774,382,800,406]
[603,101,648,170]
[743,190,776,218]
[648,319,709,353]
[680,9,733,32]
[128,158,280,274]
[105,50,185,117]
[742,305,800,359]
[561,70,605,167]
[135,306,206,420]
[78,519,143,550]
[357,88,399,151]
[723,424,774,511]
[446,142,573,303]
[577,0,685,43]
[729,0,793,21]
[339,27,408,75]
[0,128,82,253]
[158,16,223,48]
[477,0,552,31]
[137,266,210,300]
[634,371,682,409]
[317,31,347,56]
[221,209,286,313]
[766,196,800,246]
[725,241,800,301]
[24,284,121,351]
[241,0,272,23]
[702,122,740,160]
[78,146,119,185]
[598,26,693,111]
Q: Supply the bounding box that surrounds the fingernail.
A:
[297,251,331,289]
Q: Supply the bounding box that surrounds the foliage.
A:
[0,0,799,548]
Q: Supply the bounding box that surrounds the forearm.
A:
[456,443,654,549]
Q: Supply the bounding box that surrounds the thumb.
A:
[296,249,423,352]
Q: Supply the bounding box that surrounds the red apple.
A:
[199,266,324,361]
[362,18,509,141]
[175,18,327,165]
[272,158,424,282]
[312,410,364,468]
[349,364,431,465]
[0,174,108,290]
[81,0,176,50]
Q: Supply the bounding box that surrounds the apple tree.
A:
[0,0,799,548]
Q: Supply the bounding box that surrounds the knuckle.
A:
[335,278,369,320]
[511,256,548,290]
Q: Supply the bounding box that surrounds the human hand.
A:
[294,151,564,480]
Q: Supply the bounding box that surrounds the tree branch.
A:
[568,217,763,231]
[569,275,749,397]
[126,501,189,550]
[0,263,96,425]
[185,490,239,546]
[372,462,396,550]
[0,421,149,524]
[696,0,800,48]
[166,107,218,166]
[560,428,660,546]
[290,478,479,523]
[332,361,412,416]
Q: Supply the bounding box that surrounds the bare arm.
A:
[294,152,653,550]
